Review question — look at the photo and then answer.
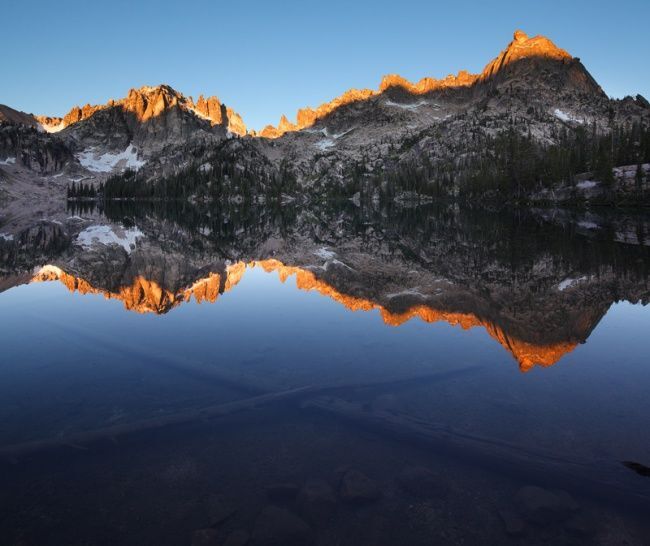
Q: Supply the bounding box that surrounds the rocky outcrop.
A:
[0,124,73,174]
[258,30,606,138]
[0,105,42,129]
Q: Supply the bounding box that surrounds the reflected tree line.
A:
[63,198,650,287]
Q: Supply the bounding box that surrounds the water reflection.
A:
[1,202,650,544]
[3,201,649,371]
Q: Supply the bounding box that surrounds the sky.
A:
[3,0,649,130]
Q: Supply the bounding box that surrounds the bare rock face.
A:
[0,105,42,128]
[0,124,72,173]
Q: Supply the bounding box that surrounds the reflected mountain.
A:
[2,201,649,371]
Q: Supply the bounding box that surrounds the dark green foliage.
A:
[99,139,298,203]
[67,181,100,199]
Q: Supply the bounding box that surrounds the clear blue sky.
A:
[3,0,649,130]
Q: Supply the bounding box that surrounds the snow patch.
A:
[385,100,428,110]
[188,107,212,122]
[75,225,144,253]
[554,109,583,124]
[578,221,599,230]
[324,259,354,271]
[0,233,14,241]
[76,144,146,173]
[0,157,16,165]
[40,121,65,133]
[314,247,336,259]
[577,180,598,190]
[387,289,426,299]
[315,139,335,151]
[557,276,588,291]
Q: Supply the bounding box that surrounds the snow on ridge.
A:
[40,121,65,133]
[75,225,144,253]
[76,144,146,173]
[576,180,598,190]
[386,289,426,299]
[0,157,16,165]
[385,99,428,110]
[554,108,583,124]
[188,106,212,122]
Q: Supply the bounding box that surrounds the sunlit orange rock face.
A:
[254,260,577,370]
[31,264,245,314]
[32,259,577,370]
[260,30,573,138]
[480,30,571,80]
[37,85,248,136]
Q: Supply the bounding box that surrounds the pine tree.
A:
[636,162,645,192]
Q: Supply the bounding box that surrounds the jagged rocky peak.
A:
[191,94,247,136]
[480,29,572,79]
[29,84,248,136]
[258,30,599,138]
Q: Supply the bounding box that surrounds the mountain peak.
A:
[259,30,578,138]
[28,84,248,136]
[480,30,572,80]
[513,29,529,43]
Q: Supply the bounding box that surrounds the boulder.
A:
[223,529,251,546]
[498,509,526,536]
[297,479,336,524]
[397,466,450,499]
[191,528,219,546]
[339,469,381,503]
[515,486,579,524]
[251,506,313,546]
[265,482,300,503]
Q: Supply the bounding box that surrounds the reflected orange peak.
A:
[31,264,246,314]
[253,260,577,371]
[32,260,577,370]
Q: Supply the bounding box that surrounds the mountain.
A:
[258,30,603,138]
[1,30,649,209]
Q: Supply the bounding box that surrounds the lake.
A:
[1,201,649,545]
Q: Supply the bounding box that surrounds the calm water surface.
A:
[1,202,649,545]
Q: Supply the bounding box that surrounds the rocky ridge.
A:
[1,30,649,207]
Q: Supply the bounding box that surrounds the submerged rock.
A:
[339,469,381,503]
[265,482,300,503]
[251,505,313,546]
[223,529,251,546]
[397,466,450,499]
[191,528,219,546]
[297,479,336,524]
[206,494,237,526]
[515,486,579,524]
[498,508,526,536]
[564,513,595,537]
